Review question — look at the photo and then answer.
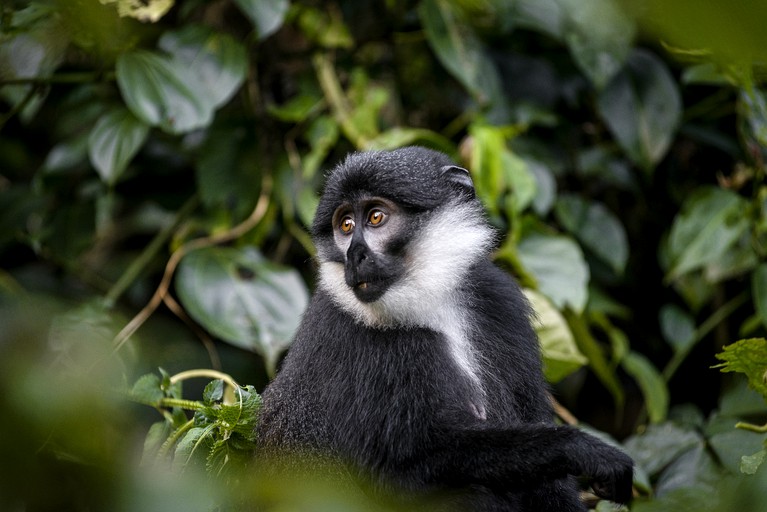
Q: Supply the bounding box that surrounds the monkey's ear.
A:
[441,165,475,198]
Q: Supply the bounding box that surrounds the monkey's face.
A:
[329,197,410,303]
[312,147,495,328]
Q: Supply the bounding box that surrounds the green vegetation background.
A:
[2,0,767,510]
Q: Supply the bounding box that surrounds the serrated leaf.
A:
[174,425,214,470]
[233,0,289,39]
[129,373,164,406]
[715,338,767,400]
[622,351,669,423]
[175,247,309,374]
[88,107,149,185]
[518,233,590,313]
[202,379,224,405]
[158,25,247,109]
[665,186,750,280]
[523,289,587,383]
[554,194,628,275]
[597,49,681,171]
[116,50,210,134]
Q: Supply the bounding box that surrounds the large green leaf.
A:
[523,288,587,383]
[176,247,309,374]
[597,49,681,171]
[554,194,628,275]
[659,303,695,354]
[419,0,506,117]
[88,107,149,185]
[233,0,289,39]
[518,233,590,313]
[116,51,211,134]
[665,186,750,281]
[559,0,635,89]
[158,25,247,109]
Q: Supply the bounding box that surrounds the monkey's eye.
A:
[339,216,355,234]
[367,209,387,226]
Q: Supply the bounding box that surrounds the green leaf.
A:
[623,422,702,476]
[715,338,767,400]
[365,127,455,155]
[622,351,669,423]
[753,264,767,330]
[267,93,322,123]
[158,25,247,109]
[518,233,590,313]
[233,0,289,39]
[523,289,587,383]
[659,303,696,354]
[419,0,506,116]
[175,246,309,374]
[202,379,224,405]
[129,373,165,406]
[740,87,767,148]
[116,50,210,134]
[665,186,750,281]
[554,194,628,275]
[503,150,536,215]
[597,49,681,171]
[559,0,635,89]
[741,449,766,475]
[87,107,149,185]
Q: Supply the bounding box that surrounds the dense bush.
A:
[1,0,767,510]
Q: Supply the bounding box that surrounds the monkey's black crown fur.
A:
[258,147,633,511]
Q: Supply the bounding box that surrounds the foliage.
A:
[2,0,767,509]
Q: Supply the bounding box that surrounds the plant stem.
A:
[736,421,767,433]
[103,195,200,309]
[313,52,369,149]
[662,292,749,382]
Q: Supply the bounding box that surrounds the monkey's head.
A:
[312,146,495,328]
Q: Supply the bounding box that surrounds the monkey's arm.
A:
[418,424,633,503]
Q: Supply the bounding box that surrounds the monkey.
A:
[257,146,633,511]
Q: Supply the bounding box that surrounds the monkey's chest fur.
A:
[257,281,547,491]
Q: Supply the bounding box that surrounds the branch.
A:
[112,177,273,352]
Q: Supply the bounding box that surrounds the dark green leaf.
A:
[597,49,681,171]
[753,264,767,330]
[158,25,248,109]
[622,351,669,423]
[116,51,211,134]
[554,194,628,274]
[623,422,702,476]
[419,0,506,116]
[665,187,750,280]
[175,247,309,374]
[202,379,224,405]
[559,0,635,89]
[233,0,289,39]
[88,107,149,185]
[659,303,695,354]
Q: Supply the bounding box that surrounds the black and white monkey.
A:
[258,147,633,511]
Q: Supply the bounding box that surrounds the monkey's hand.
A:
[572,438,634,504]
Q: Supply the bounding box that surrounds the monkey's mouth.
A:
[351,279,390,303]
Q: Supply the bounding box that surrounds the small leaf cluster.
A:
[129,370,261,479]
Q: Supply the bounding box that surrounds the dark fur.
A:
[258,147,633,511]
